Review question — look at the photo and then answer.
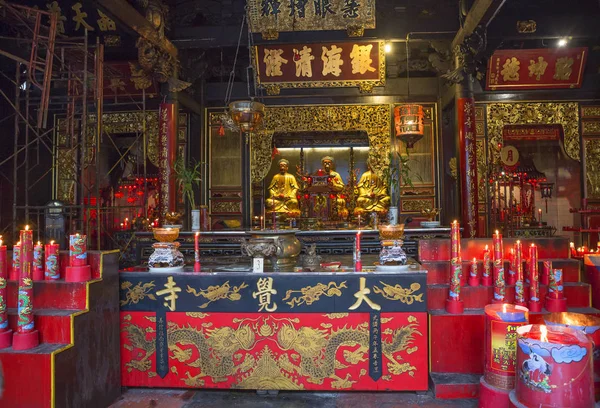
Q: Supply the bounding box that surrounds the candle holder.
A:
[511,324,594,408]
[377,224,408,269]
[480,304,529,408]
[65,234,92,282]
[148,228,185,273]
[544,312,600,402]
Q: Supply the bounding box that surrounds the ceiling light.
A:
[557,38,568,47]
[384,42,392,53]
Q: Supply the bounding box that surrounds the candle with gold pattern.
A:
[542,260,552,286]
[0,239,7,330]
[515,241,526,306]
[507,248,516,285]
[17,261,34,333]
[548,269,564,300]
[33,241,43,281]
[446,220,464,313]
[492,230,505,303]
[44,240,60,280]
[528,244,541,312]
[481,244,492,286]
[69,233,87,266]
[20,225,33,269]
[468,257,479,286]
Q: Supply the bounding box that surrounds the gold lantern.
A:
[394,104,424,148]
[228,100,265,133]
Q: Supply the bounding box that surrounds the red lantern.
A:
[114,190,124,199]
[126,196,135,203]
[137,190,144,197]
[304,194,309,200]
[218,125,225,137]
[394,104,425,148]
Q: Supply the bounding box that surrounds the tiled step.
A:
[427,282,591,310]
[429,307,600,375]
[419,237,570,262]
[6,308,76,343]
[424,258,580,285]
[7,280,88,310]
[430,372,480,399]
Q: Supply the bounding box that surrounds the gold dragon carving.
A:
[372,282,424,305]
[281,281,348,308]
[486,102,580,161]
[122,314,423,388]
[186,281,249,309]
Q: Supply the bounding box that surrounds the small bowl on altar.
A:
[153,227,180,242]
[378,224,405,241]
[320,262,342,271]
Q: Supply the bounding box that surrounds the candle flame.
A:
[37,241,41,246]
[25,225,29,231]
[473,257,477,262]
[195,232,200,236]
[485,244,488,250]
[50,240,54,245]
[495,230,499,235]
[17,241,20,246]
[503,304,507,313]
[453,220,457,224]
[0,239,2,247]
[540,325,548,342]
[516,240,520,244]
[570,242,575,248]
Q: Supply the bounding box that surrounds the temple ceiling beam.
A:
[451,0,507,49]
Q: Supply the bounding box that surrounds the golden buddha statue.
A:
[266,159,300,214]
[355,164,390,214]
[322,156,348,217]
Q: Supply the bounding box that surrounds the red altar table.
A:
[119,270,428,391]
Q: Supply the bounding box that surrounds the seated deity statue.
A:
[266,159,300,214]
[321,156,348,217]
[355,164,390,214]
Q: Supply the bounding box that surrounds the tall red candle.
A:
[507,248,516,285]
[17,261,34,333]
[20,226,33,268]
[355,231,362,271]
[446,221,463,313]
[11,242,20,281]
[468,257,479,286]
[0,239,8,332]
[492,230,505,303]
[482,244,492,286]
[33,241,44,281]
[542,260,552,286]
[528,244,541,312]
[44,240,60,280]
[515,324,594,408]
[515,241,526,306]
[194,232,201,273]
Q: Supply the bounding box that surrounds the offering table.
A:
[119,263,428,391]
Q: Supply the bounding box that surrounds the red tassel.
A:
[271,146,280,158]
[218,125,225,137]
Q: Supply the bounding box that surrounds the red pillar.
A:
[456,91,479,237]
[158,103,178,221]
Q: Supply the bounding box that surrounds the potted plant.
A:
[174,157,202,231]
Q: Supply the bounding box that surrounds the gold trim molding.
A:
[585,138,600,199]
[486,102,580,161]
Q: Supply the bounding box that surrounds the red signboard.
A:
[503,125,562,141]
[486,48,587,90]
[254,41,384,93]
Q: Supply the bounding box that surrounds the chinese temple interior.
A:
[2,0,600,407]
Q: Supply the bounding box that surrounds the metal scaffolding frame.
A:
[0,1,151,255]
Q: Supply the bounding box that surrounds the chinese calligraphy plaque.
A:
[254,41,384,94]
[487,48,587,90]
[247,0,375,39]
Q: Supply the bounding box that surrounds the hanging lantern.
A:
[540,182,554,199]
[228,101,265,133]
[394,104,425,148]
[218,125,225,137]
[114,190,124,199]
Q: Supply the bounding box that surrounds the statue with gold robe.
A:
[266,159,299,214]
[355,165,390,214]
[322,156,348,217]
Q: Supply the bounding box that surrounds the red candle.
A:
[468,257,479,286]
[0,239,8,332]
[493,230,505,303]
[449,221,462,300]
[542,260,552,286]
[529,244,540,309]
[33,241,44,281]
[194,232,201,273]
[548,269,564,299]
[20,225,33,268]
[44,240,60,280]
[516,325,594,408]
[482,244,492,286]
[69,233,88,267]
[356,230,361,253]
[570,242,577,257]
[515,241,526,306]
[507,248,516,285]
[11,241,20,281]
[17,261,34,333]
[484,304,529,390]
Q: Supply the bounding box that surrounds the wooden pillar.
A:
[158,102,178,220]
[455,57,479,238]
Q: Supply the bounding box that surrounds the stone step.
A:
[427,282,591,310]
[430,372,481,399]
[6,308,77,344]
[423,258,580,285]
[419,237,570,262]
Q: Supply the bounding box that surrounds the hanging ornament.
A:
[218,125,225,137]
[271,145,280,159]
[394,104,425,148]
[114,190,124,199]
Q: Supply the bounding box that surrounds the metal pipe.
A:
[80,29,88,235]
[12,62,20,241]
